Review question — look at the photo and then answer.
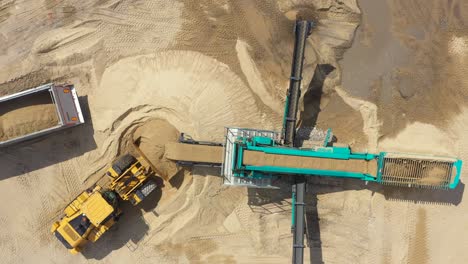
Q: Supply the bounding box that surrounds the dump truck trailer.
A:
[0,83,84,147]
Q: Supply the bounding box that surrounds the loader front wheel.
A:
[112,154,136,175]
[140,180,158,197]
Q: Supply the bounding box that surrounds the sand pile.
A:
[90,50,266,139]
[0,92,58,142]
[123,119,181,181]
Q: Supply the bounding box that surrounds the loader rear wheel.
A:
[112,154,136,175]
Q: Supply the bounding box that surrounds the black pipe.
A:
[285,20,313,264]
[283,20,312,147]
[292,178,306,264]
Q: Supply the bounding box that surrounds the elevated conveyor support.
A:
[282,20,312,264]
[283,20,312,147]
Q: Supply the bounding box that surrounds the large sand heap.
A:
[91,50,264,138]
[120,118,181,181]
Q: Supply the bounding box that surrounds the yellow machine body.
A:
[107,158,152,205]
[50,186,120,254]
[52,154,158,254]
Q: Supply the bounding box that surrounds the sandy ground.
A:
[339,1,468,263]
[0,0,467,263]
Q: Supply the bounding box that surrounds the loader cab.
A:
[53,214,92,252]
[51,190,120,254]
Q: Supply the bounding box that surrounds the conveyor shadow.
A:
[0,96,97,179]
[378,182,465,205]
[82,186,161,259]
[247,177,464,264]
[248,61,466,264]
[298,64,335,131]
[297,63,335,264]
[309,177,466,206]
[246,179,324,264]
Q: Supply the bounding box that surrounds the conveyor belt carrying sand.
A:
[165,142,378,175]
[165,142,224,164]
[243,151,378,174]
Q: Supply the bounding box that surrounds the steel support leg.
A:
[292,176,306,264]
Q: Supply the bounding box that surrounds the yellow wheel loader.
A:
[51,154,158,254]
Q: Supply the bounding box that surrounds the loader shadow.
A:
[0,96,97,179]
[82,186,161,260]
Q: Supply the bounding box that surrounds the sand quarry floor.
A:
[0,0,468,263]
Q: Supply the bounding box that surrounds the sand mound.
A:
[379,122,456,156]
[123,119,181,181]
[91,50,267,138]
[84,50,272,177]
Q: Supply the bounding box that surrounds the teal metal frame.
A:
[452,159,463,189]
[229,135,462,190]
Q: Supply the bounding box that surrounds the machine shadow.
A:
[82,186,161,260]
[299,64,336,126]
[297,63,336,264]
[246,177,464,264]
[247,61,465,264]
[0,96,97,180]
[244,63,336,264]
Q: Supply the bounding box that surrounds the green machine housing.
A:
[221,127,462,190]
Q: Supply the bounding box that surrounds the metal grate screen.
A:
[381,157,454,189]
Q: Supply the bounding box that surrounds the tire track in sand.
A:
[407,207,429,264]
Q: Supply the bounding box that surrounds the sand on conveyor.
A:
[165,142,378,174]
[0,92,59,142]
[243,150,378,174]
[165,142,224,165]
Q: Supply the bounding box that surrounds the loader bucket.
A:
[378,153,462,189]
